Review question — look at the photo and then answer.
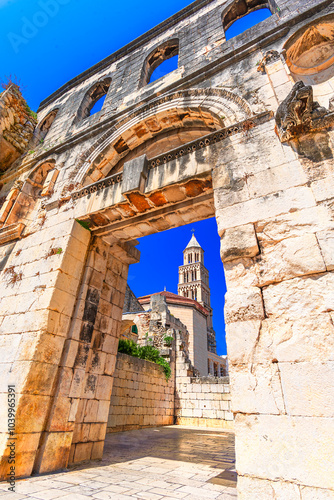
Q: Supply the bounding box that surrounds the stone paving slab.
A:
[0,426,236,499]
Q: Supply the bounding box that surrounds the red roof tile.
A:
[138,291,209,316]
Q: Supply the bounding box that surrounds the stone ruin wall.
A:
[175,377,232,429]
[0,0,333,498]
[0,85,36,174]
[108,344,233,434]
[107,353,175,433]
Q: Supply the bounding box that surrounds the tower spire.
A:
[177,233,217,353]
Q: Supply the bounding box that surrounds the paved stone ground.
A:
[0,426,237,500]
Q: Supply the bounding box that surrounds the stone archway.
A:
[73,88,253,186]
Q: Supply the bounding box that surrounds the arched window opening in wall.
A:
[89,93,107,115]
[39,109,59,140]
[283,14,334,86]
[139,39,179,87]
[223,0,275,41]
[76,77,111,122]
[149,55,179,84]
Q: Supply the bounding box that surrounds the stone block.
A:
[0,449,36,480]
[215,186,316,234]
[225,286,264,323]
[122,154,149,194]
[97,400,111,422]
[317,230,334,271]
[83,400,99,423]
[262,273,334,320]
[238,476,303,500]
[300,485,334,499]
[15,394,51,433]
[257,234,326,286]
[226,320,261,365]
[279,361,334,417]
[311,175,334,202]
[73,442,93,463]
[224,258,259,288]
[247,161,307,199]
[91,440,104,460]
[220,224,259,262]
[235,414,334,489]
[255,314,334,364]
[33,431,72,474]
[256,206,334,244]
[230,363,285,415]
[46,395,73,432]
[95,375,113,400]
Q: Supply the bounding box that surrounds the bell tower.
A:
[178,231,217,353]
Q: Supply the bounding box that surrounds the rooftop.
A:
[184,233,202,250]
[138,290,209,316]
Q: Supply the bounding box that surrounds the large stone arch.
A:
[74,88,253,186]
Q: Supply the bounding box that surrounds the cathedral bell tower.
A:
[178,231,217,353]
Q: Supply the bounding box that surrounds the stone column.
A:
[213,118,334,498]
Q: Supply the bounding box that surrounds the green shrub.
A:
[118,338,171,380]
[137,345,159,362]
[118,338,139,357]
[163,335,174,346]
[156,358,171,380]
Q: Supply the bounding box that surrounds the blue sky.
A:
[0,0,270,355]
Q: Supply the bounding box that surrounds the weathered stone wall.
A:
[123,284,144,313]
[0,85,36,172]
[175,377,233,429]
[175,331,233,429]
[215,92,334,498]
[107,353,174,432]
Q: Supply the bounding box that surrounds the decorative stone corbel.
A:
[275,81,331,142]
